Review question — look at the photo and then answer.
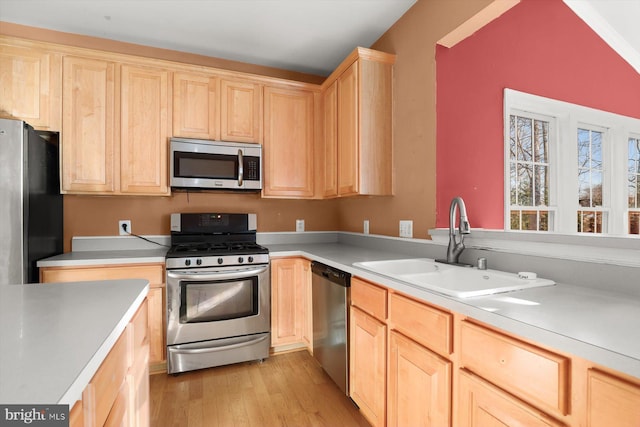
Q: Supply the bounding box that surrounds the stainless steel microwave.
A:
[170,138,262,191]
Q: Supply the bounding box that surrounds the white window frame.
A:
[504,88,640,236]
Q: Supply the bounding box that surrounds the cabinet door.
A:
[147,286,166,368]
[263,86,314,198]
[587,369,640,427]
[173,72,219,140]
[349,306,386,427]
[220,79,262,143]
[0,44,61,131]
[271,258,307,347]
[322,80,338,198]
[457,370,564,427]
[120,64,170,195]
[337,61,359,196]
[62,56,116,193]
[388,331,451,427]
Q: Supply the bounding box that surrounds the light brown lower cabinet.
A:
[587,369,640,427]
[457,369,564,427]
[349,305,387,427]
[40,263,166,372]
[78,298,149,427]
[347,275,640,427]
[387,331,451,427]
[270,257,312,352]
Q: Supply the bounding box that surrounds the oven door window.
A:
[174,151,237,180]
[180,277,258,323]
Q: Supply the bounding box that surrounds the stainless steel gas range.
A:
[165,213,270,374]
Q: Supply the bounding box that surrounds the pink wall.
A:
[435,0,640,229]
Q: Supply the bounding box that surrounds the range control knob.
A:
[248,256,254,263]
[196,258,202,266]
[217,257,224,265]
[185,259,191,266]
[238,257,244,264]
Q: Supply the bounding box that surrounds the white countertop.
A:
[0,279,149,405]
[34,233,640,380]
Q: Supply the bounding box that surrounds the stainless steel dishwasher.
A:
[311,261,351,395]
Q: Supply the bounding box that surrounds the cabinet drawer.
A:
[83,332,129,427]
[351,277,387,321]
[41,264,164,287]
[460,320,570,415]
[389,293,452,356]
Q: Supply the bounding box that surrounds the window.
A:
[629,136,640,234]
[504,89,640,236]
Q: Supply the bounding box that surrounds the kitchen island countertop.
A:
[0,279,148,405]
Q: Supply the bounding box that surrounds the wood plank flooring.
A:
[150,350,371,427]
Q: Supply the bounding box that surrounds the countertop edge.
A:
[57,283,149,406]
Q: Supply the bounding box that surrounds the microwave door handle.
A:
[237,149,244,187]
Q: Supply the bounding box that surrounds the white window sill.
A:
[428,228,640,268]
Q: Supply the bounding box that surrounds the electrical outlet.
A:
[295,219,305,232]
[363,220,370,234]
[399,220,413,238]
[119,220,131,236]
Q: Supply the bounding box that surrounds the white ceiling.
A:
[0,0,416,76]
[0,1,638,77]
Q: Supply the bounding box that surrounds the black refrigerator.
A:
[0,118,63,284]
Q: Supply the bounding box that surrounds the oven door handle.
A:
[166,265,268,281]
[170,334,269,354]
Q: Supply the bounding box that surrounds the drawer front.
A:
[41,264,164,287]
[351,277,387,321]
[84,332,129,427]
[389,293,452,356]
[460,320,570,415]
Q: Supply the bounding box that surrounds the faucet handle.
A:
[476,257,487,270]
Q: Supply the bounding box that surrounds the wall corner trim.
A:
[437,0,520,48]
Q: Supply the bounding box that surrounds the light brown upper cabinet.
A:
[0,42,62,131]
[62,56,170,196]
[62,56,116,193]
[173,72,220,140]
[220,79,262,143]
[263,85,315,198]
[119,64,170,195]
[321,48,395,198]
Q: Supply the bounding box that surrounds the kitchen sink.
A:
[352,258,555,298]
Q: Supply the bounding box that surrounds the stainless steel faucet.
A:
[445,196,471,264]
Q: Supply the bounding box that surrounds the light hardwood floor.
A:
[150,350,371,427]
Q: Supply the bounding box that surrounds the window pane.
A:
[539,211,549,231]
[630,212,640,235]
[521,211,538,231]
[510,163,517,205]
[517,164,533,205]
[629,138,640,210]
[510,211,520,230]
[577,128,604,211]
[578,210,603,234]
[533,120,548,163]
[510,115,517,160]
[517,117,532,161]
[534,165,548,206]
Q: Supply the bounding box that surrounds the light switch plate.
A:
[296,219,305,232]
[363,220,370,234]
[399,220,413,238]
